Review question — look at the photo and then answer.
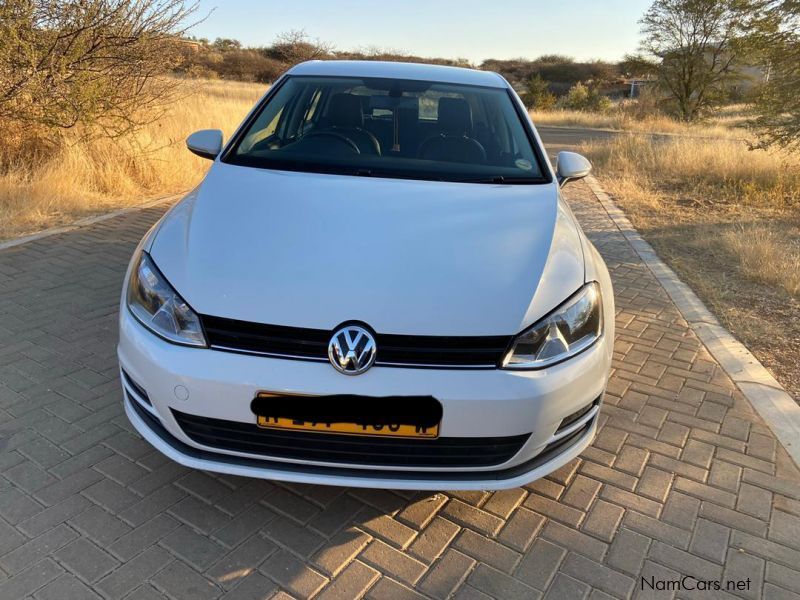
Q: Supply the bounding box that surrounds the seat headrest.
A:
[437,97,472,135]
[327,94,364,129]
[397,100,419,122]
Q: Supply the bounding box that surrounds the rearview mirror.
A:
[186,129,223,160]
[556,151,592,187]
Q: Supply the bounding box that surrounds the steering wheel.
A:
[302,131,361,154]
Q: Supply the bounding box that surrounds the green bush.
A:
[523,75,557,110]
[558,83,612,112]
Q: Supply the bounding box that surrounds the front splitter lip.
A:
[124,392,597,491]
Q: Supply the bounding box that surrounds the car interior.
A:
[232,76,543,180]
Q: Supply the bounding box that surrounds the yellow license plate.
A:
[256,415,439,439]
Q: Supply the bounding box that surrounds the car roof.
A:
[286,60,508,89]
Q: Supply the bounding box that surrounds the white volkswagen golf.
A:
[118,60,614,490]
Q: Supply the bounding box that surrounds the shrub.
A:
[0,0,197,140]
[617,85,665,120]
[558,83,612,112]
[523,75,557,110]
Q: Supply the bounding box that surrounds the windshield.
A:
[224,75,547,184]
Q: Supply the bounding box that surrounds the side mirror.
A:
[556,151,592,187]
[186,129,223,160]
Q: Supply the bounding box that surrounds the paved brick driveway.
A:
[1,181,799,600]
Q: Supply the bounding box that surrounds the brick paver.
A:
[1,181,799,599]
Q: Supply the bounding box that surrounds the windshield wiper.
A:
[455,176,546,184]
[453,176,506,184]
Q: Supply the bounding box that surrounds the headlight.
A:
[127,251,206,347]
[502,282,602,369]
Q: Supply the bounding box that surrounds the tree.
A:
[749,0,800,150]
[524,75,557,110]
[265,29,334,65]
[212,38,242,51]
[0,0,198,138]
[639,0,755,121]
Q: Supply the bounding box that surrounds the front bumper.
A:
[118,306,610,490]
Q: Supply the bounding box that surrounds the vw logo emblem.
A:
[328,325,377,375]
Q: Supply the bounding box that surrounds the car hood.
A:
[149,162,584,336]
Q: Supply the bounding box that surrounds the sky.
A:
[189,0,654,64]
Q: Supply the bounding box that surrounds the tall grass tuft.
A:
[722,225,800,297]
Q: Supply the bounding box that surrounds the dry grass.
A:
[580,133,800,400]
[581,135,799,216]
[0,78,266,240]
[531,104,750,139]
[723,225,800,297]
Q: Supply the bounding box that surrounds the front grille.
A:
[127,396,591,482]
[202,316,328,360]
[201,314,512,368]
[172,409,529,468]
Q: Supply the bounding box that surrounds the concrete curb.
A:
[0,193,183,252]
[585,175,800,467]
